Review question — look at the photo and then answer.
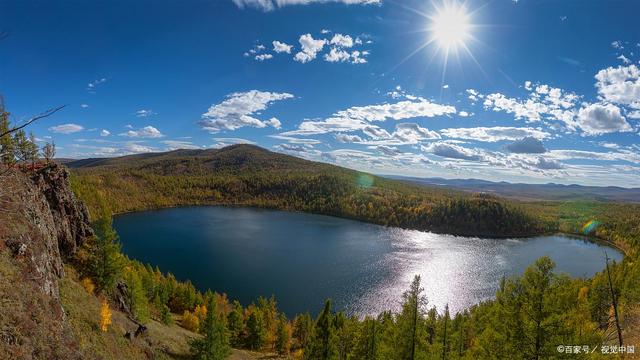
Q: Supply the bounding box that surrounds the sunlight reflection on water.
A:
[115,207,624,317]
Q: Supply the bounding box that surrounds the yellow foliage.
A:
[100,299,112,332]
[181,310,200,332]
[81,277,95,295]
[578,286,589,301]
[194,304,207,322]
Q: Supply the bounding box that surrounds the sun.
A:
[429,2,471,50]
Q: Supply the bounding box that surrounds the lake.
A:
[114,206,623,316]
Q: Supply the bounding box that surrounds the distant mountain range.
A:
[387,176,640,202]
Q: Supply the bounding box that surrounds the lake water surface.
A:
[114,206,623,316]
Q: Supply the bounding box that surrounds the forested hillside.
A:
[68,144,551,238]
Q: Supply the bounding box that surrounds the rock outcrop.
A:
[1,164,93,301]
[0,163,94,359]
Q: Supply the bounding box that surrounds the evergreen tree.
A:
[12,129,28,162]
[124,269,150,323]
[275,313,291,355]
[27,132,39,164]
[293,313,314,351]
[227,301,244,347]
[246,307,267,350]
[305,299,337,360]
[160,303,173,325]
[190,298,231,360]
[520,256,557,360]
[42,141,55,163]
[90,205,124,292]
[0,104,15,165]
[395,276,427,360]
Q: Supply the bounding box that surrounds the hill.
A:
[67,144,551,238]
[389,175,640,202]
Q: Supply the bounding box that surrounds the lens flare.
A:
[581,220,599,235]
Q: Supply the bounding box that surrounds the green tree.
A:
[124,269,150,323]
[12,129,28,162]
[160,303,173,325]
[0,104,15,165]
[395,275,427,360]
[275,313,291,355]
[305,299,337,360]
[293,313,314,351]
[227,301,244,347]
[520,256,558,360]
[89,206,124,292]
[190,298,231,360]
[26,132,39,164]
[246,307,267,350]
[42,141,55,163]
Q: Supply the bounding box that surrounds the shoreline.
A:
[110,203,626,257]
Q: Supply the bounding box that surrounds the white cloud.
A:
[482,85,580,130]
[440,126,550,142]
[458,111,469,117]
[100,129,110,137]
[212,137,256,148]
[391,123,440,143]
[283,98,455,137]
[255,53,274,61]
[272,40,292,54]
[120,125,164,138]
[617,54,631,65]
[329,34,353,48]
[136,109,155,117]
[294,34,327,63]
[87,78,106,92]
[80,104,89,109]
[199,90,294,133]
[611,40,624,49]
[266,117,282,129]
[324,48,351,63]
[268,134,321,144]
[335,133,363,143]
[49,123,84,134]
[162,140,201,150]
[576,102,632,136]
[594,64,640,109]
[232,0,381,11]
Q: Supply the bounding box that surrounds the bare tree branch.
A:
[0,105,66,138]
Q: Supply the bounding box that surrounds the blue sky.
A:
[1,0,640,187]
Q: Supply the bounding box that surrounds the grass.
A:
[60,265,197,360]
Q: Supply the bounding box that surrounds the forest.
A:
[63,144,640,359]
[77,203,639,360]
[68,144,553,238]
[1,105,639,359]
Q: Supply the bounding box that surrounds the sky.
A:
[1,0,640,187]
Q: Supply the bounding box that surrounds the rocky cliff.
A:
[0,164,94,359]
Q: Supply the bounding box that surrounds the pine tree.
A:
[305,299,337,360]
[42,141,55,163]
[395,275,427,360]
[90,206,124,292]
[246,307,267,350]
[275,313,291,355]
[12,129,28,162]
[190,298,231,360]
[27,132,39,164]
[124,269,150,323]
[0,103,15,165]
[293,313,314,351]
[227,301,244,347]
[521,256,556,360]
